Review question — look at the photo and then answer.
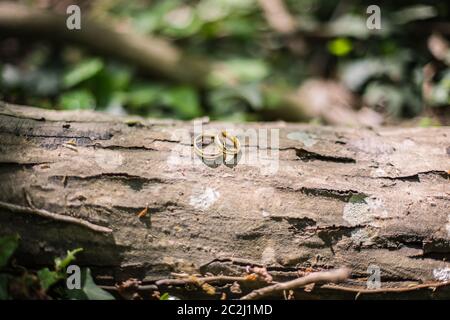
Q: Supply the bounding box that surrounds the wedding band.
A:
[193,133,222,160]
[215,130,240,155]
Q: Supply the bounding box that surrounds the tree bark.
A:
[0,102,449,299]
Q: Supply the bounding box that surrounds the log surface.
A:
[0,102,449,298]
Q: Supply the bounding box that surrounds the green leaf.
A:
[66,268,114,300]
[1,64,22,89]
[133,0,178,34]
[127,84,162,110]
[0,234,19,268]
[106,65,132,92]
[208,87,246,118]
[328,14,391,38]
[236,84,263,110]
[363,83,404,117]
[93,64,133,109]
[162,86,201,119]
[328,38,353,57]
[263,87,286,110]
[23,69,60,96]
[63,58,104,88]
[162,6,203,38]
[197,0,229,22]
[393,5,437,25]
[159,292,170,300]
[209,84,263,117]
[327,15,370,39]
[55,248,83,272]
[37,268,63,291]
[429,71,450,107]
[159,292,180,300]
[58,90,96,110]
[340,59,384,91]
[0,274,11,300]
[418,117,439,128]
[211,59,269,85]
[218,16,257,37]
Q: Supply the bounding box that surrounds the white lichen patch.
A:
[350,228,377,246]
[261,245,276,265]
[433,268,450,281]
[261,210,270,218]
[189,187,220,210]
[343,196,388,226]
[94,149,123,170]
[372,168,386,177]
[165,128,193,171]
[286,131,317,147]
[349,137,394,155]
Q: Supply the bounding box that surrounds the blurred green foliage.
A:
[0,0,449,121]
[0,235,113,300]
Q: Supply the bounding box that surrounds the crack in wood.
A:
[295,148,356,163]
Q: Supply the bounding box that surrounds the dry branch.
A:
[0,200,112,233]
[241,268,351,300]
[322,281,450,295]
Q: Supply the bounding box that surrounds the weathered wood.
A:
[0,101,449,299]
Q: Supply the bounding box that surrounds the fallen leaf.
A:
[252,266,273,283]
[201,283,216,295]
[116,278,142,300]
[66,139,77,146]
[230,281,242,294]
[245,274,258,281]
[188,275,201,285]
[137,207,148,218]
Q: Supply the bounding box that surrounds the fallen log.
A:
[0,101,449,299]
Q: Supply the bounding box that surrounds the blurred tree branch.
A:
[257,0,308,56]
[0,1,210,86]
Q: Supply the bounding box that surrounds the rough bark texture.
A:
[0,102,449,299]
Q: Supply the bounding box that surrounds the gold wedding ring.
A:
[194,133,222,160]
[194,131,240,160]
[215,130,240,156]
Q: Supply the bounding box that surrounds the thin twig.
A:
[240,268,351,300]
[321,281,450,294]
[0,200,112,233]
[100,284,158,292]
[155,275,258,287]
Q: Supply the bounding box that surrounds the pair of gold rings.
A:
[194,131,241,160]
